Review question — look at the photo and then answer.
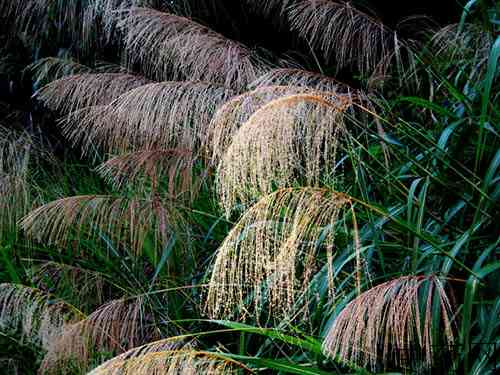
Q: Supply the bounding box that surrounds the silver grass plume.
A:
[60,81,233,156]
[0,127,38,241]
[1,0,83,41]
[322,275,456,371]
[117,7,270,91]
[206,188,359,322]
[88,343,250,375]
[83,0,157,43]
[20,195,180,255]
[27,57,92,88]
[216,93,351,215]
[41,296,160,373]
[206,85,321,165]
[96,149,197,200]
[36,73,151,114]
[0,283,84,350]
[250,68,355,94]
[287,0,418,82]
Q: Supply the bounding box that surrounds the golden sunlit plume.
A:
[0,283,84,350]
[88,342,250,375]
[97,149,197,200]
[322,275,456,371]
[41,296,160,373]
[60,81,233,156]
[207,188,359,322]
[216,93,350,215]
[20,195,180,255]
[36,73,151,114]
[117,7,270,90]
[206,85,319,165]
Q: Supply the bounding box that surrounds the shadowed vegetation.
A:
[0,0,498,374]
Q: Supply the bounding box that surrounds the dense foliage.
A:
[0,0,499,374]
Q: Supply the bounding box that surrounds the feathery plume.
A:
[322,275,456,371]
[207,188,356,322]
[0,127,39,241]
[216,93,350,215]
[117,7,270,90]
[41,296,160,373]
[0,283,83,350]
[27,57,92,88]
[20,195,179,255]
[83,0,158,40]
[0,175,30,242]
[88,346,249,375]
[0,126,34,176]
[96,149,196,200]
[36,73,151,114]
[287,1,416,79]
[60,81,233,156]
[207,85,321,165]
[250,68,354,94]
